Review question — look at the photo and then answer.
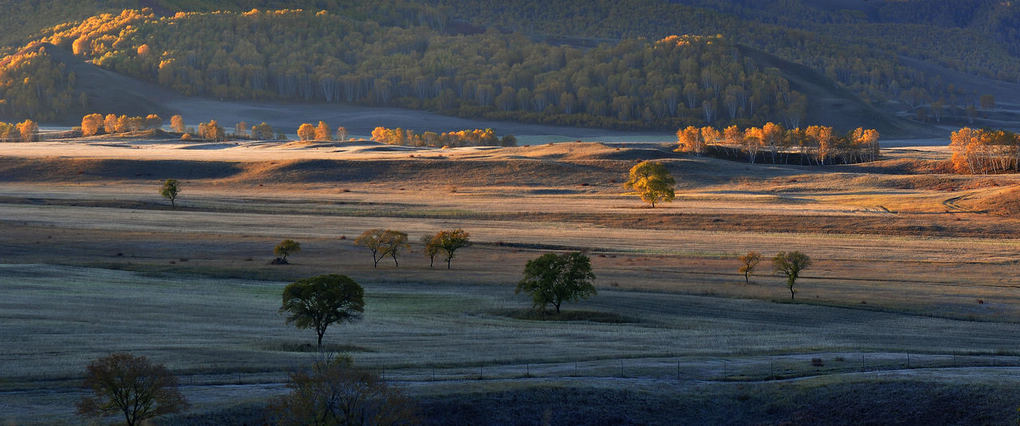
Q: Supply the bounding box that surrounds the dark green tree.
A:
[516,252,597,314]
[160,179,179,208]
[274,239,301,264]
[280,274,365,349]
[773,251,811,299]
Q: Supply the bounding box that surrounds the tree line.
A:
[0,119,38,141]
[949,127,1020,174]
[676,122,880,165]
[370,127,516,147]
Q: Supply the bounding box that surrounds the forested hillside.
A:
[0,9,807,128]
[0,0,1016,132]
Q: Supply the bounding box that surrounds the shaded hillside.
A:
[737,47,934,137]
[2,9,803,129]
[44,44,178,119]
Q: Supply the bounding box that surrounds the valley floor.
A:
[2,138,1020,424]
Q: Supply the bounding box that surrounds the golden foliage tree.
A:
[170,115,185,133]
[314,121,332,141]
[624,160,675,208]
[296,123,315,141]
[197,120,225,141]
[81,113,103,136]
[949,127,1020,174]
[16,119,38,142]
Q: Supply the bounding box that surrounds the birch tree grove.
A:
[949,128,1020,174]
[675,122,880,165]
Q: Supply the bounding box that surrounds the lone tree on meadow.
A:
[739,251,762,285]
[160,179,179,208]
[280,274,365,349]
[355,229,409,268]
[773,251,811,299]
[274,239,301,264]
[76,353,188,426]
[430,229,471,269]
[624,160,675,208]
[516,252,597,314]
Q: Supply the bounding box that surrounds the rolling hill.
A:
[0,1,1017,136]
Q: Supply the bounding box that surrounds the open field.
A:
[3,137,1020,423]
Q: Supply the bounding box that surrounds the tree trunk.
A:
[744,272,749,285]
[446,258,452,269]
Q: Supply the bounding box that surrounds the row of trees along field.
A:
[370,127,517,147]
[296,121,348,142]
[949,128,1020,174]
[0,119,38,141]
[2,8,803,128]
[676,123,880,165]
[80,113,162,135]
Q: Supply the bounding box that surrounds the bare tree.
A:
[739,251,761,285]
[76,353,188,426]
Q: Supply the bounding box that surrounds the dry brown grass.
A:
[7,140,1020,423]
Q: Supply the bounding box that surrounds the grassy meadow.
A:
[2,139,1020,423]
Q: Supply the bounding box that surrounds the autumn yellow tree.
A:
[170,115,185,133]
[104,114,119,134]
[16,119,38,142]
[805,125,834,164]
[314,121,332,141]
[675,125,706,154]
[81,113,104,136]
[297,123,315,141]
[0,122,14,142]
[624,160,676,208]
[198,120,225,141]
[336,126,348,142]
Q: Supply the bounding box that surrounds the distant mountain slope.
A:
[1,1,1014,135]
[0,9,830,132]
